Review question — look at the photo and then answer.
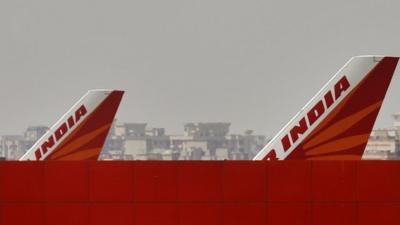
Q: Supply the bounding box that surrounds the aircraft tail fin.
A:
[19,90,124,161]
[254,56,399,160]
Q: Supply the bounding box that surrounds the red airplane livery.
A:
[17,56,399,161]
[19,90,124,161]
[280,76,350,154]
[33,105,88,160]
[254,56,399,160]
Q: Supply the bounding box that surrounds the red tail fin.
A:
[20,90,124,161]
[254,56,399,160]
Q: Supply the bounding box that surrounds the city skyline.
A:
[2,111,400,161]
[0,122,268,160]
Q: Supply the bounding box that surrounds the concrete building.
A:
[171,123,266,160]
[100,122,267,160]
[10,115,400,161]
[146,128,170,150]
[115,123,146,137]
[0,126,49,160]
[111,123,148,159]
[105,123,173,160]
[171,123,229,160]
[227,131,267,160]
[0,135,26,160]
[24,126,49,149]
[364,130,398,159]
[364,113,400,160]
[124,137,147,159]
[0,121,267,160]
[181,140,208,160]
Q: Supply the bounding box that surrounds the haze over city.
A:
[0,0,399,137]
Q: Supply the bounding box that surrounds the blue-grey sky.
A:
[0,0,399,137]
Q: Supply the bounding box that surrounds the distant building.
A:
[101,123,172,160]
[115,123,146,137]
[0,135,26,160]
[11,114,400,161]
[124,136,147,159]
[0,126,49,160]
[364,129,398,159]
[227,130,267,160]
[146,128,170,151]
[364,113,400,160]
[7,114,400,160]
[24,126,49,149]
[171,123,266,160]
[99,122,267,160]
[0,121,265,161]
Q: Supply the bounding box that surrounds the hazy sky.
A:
[0,0,399,137]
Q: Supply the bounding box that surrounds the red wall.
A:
[1,161,400,225]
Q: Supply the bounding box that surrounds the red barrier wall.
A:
[0,161,400,225]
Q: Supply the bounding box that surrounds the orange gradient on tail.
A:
[46,91,124,160]
[286,57,399,160]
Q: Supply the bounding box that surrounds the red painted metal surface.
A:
[1,161,400,225]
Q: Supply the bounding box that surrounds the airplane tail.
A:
[254,56,399,160]
[19,90,124,161]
